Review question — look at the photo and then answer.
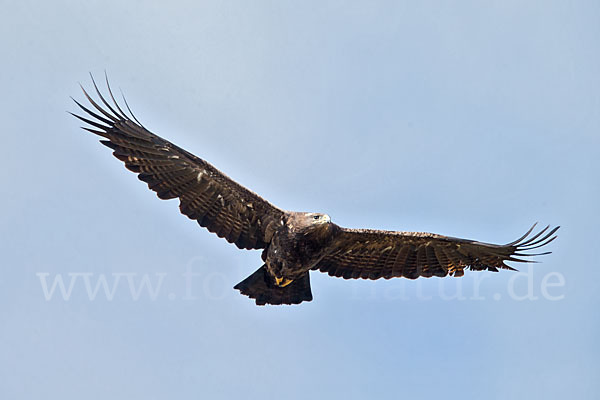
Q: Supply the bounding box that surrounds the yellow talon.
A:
[274,276,294,287]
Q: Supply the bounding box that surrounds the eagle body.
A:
[263,212,337,281]
[72,77,558,306]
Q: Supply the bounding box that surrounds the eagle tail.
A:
[234,265,313,306]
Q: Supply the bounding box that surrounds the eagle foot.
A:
[274,276,294,287]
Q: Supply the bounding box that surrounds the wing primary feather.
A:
[512,251,552,257]
[99,140,118,150]
[82,127,110,138]
[78,83,118,122]
[71,97,113,125]
[119,88,146,129]
[519,235,558,250]
[516,225,549,246]
[518,226,560,248]
[505,256,536,263]
[504,223,538,246]
[104,72,128,119]
[90,72,123,119]
[69,112,110,130]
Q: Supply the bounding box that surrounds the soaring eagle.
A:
[72,77,558,305]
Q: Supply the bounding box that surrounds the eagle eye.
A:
[313,215,320,220]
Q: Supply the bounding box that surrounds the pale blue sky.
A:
[1,1,598,399]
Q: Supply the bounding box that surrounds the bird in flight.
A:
[72,76,559,306]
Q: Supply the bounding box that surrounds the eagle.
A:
[72,77,559,306]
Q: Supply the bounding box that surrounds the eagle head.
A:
[306,213,331,225]
[286,212,333,237]
[301,213,333,239]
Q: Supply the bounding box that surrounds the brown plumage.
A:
[72,76,559,306]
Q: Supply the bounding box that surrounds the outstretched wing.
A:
[314,224,558,279]
[72,77,285,250]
